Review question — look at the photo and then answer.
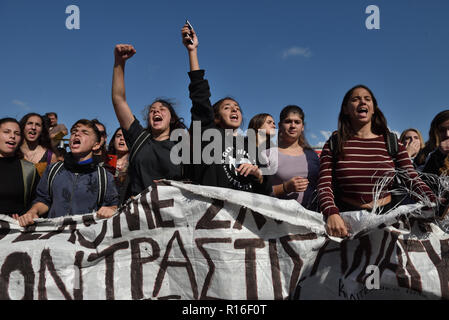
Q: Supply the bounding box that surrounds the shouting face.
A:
[148,102,172,138]
[0,121,21,158]
[113,129,128,154]
[344,87,375,126]
[216,99,242,130]
[23,115,43,143]
[69,123,100,160]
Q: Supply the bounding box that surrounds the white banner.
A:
[0,181,447,300]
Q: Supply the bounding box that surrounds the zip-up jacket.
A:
[33,153,119,218]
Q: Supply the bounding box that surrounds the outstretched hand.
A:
[181,23,198,51]
[114,44,136,64]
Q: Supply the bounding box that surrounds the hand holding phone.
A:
[185,19,194,45]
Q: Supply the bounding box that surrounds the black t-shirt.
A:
[123,119,183,196]
[0,157,38,215]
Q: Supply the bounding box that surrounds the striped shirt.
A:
[318,135,435,216]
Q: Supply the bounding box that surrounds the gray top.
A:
[263,147,320,210]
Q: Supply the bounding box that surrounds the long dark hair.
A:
[415,110,449,166]
[0,117,23,159]
[427,110,449,149]
[19,113,53,151]
[279,105,311,150]
[143,99,186,133]
[248,113,273,146]
[108,127,129,155]
[212,96,244,128]
[91,118,108,157]
[336,85,389,156]
[248,113,271,131]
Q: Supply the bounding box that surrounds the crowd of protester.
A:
[1,23,448,239]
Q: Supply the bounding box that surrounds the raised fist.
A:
[114,44,136,63]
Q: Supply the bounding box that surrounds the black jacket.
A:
[423,148,448,176]
[185,69,271,195]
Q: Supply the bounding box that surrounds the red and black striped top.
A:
[318,135,435,216]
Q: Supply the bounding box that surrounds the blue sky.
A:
[1,0,448,147]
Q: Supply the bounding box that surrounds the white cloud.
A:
[12,99,31,111]
[315,141,326,148]
[320,130,332,140]
[282,46,312,59]
[12,99,26,107]
[314,130,333,148]
[389,128,401,139]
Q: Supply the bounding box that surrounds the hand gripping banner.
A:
[0,181,448,300]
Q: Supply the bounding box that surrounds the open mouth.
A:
[5,141,16,148]
[356,106,369,116]
[153,115,163,124]
[27,130,37,138]
[230,114,239,121]
[71,138,81,148]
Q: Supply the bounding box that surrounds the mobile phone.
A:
[185,19,194,44]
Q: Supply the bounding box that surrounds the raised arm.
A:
[181,23,199,71]
[181,23,214,128]
[112,44,137,131]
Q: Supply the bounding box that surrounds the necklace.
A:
[25,146,44,164]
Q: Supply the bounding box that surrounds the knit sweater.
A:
[318,135,435,216]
